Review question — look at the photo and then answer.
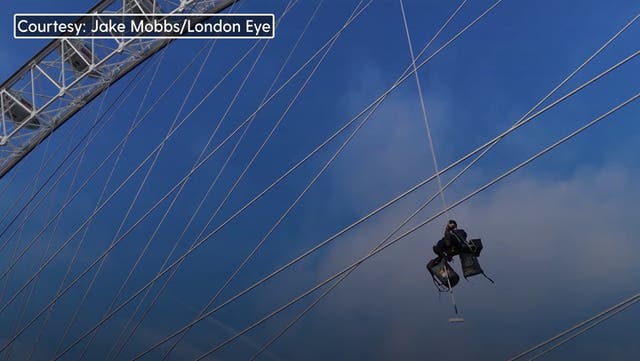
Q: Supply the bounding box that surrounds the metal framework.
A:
[0,0,239,178]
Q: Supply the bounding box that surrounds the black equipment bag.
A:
[461,238,483,257]
[427,258,459,289]
[459,252,494,283]
[459,253,484,278]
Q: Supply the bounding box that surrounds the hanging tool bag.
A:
[459,252,495,283]
[460,238,483,257]
[459,253,484,278]
[427,258,459,290]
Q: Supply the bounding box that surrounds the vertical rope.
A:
[399,0,450,218]
[399,0,459,317]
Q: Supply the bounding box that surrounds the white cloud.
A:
[303,137,640,360]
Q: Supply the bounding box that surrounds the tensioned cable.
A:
[97,42,270,359]
[7,40,164,359]
[0,63,158,292]
[10,164,69,354]
[100,3,274,346]
[3,135,52,292]
[95,8,272,322]
[105,51,268,359]
[53,9,640,360]
[0,98,116,257]
[0,150,64,254]
[249,2,478,358]
[2,100,59,361]
[46,41,640,360]
[156,3,374,358]
[104,1,324,359]
[127,52,640,359]
[0,58,178,285]
[20,3,298,354]
[193,90,640,360]
[107,7,308,359]
[42,45,218,360]
[399,0,461,318]
[0,0,369,253]
[1,5,636,354]
[77,2,287,358]
[0,58,155,357]
[54,46,191,355]
[0,9,247,283]
[23,0,620,354]
[509,292,640,360]
[0,59,158,254]
[23,91,128,361]
[0,171,19,248]
[0,169,19,221]
[55,34,220,358]
[12,66,169,359]
[62,16,640,354]
[23,126,92,361]
[528,295,640,361]
[0,3,367,331]
[11,82,113,332]
[75,41,234,358]
[0,0,373,321]
[7,90,110,356]
[249,9,640,353]
[0,51,163,266]
[0,180,30,241]
[11,11,376,358]
[0,42,212,270]
[112,0,482,354]
[0,28,268,288]
[399,0,449,216]
[17,65,155,353]
[0,42,211,354]
[0,170,49,254]
[0,30,266,305]
[60,48,172,361]
[0,2,367,357]
[23,52,168,361]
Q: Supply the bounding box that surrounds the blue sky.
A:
[0,0,639,360]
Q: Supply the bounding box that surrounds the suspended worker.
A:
[432,219,467,263]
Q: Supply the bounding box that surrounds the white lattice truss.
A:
[0,0,237,177]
